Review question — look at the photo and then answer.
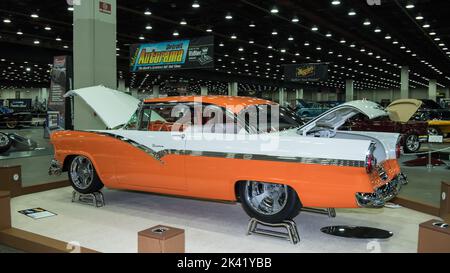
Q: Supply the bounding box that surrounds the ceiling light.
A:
[267,45,273,49]
[374,27,381,33]
[348,9,356,16]
[63,45,69,49]
[434,37,440,41]
[331,0,341,5]
[350,44,356,48]
[316,46,322,51]
[139,35,145,40]
[392,40,398,44]
[192,1,200,8]
[219,43,224,47]
[173,30,180,36]
[225,13,233,20]
[249,22,255,27]
[68,7,74,11]
[385,34,391,40]
[340,39,346,44]
[271,30,278,35]
[238,47,244,52]
[291,16,299,23]
[145,24,152,30]
[230,34,237,39]
[33,40,40,44]
[326,32,332,37]
[3,18,11,23]
[16,30,23,35]
[288,36,294,41]
[30,13,39,18]
[55,37,62,41]
[422,23,430,28]
[429,31,436,36]
[280,49,286,53]
[206,27,212,32]
[270,6,279,14]
[180,19,187,25]
[248,40,254,44]
[311,26,319,31]
[415,14,424,20]
[44,26,52,31]
[295,52,300,56]
[144,10,152,15]
[405,2,415,9]
[304,41,310,46]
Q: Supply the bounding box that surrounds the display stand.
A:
[71,191,105,207]
[302,207,336,218]
[247,218,300,244]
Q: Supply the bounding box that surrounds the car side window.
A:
[138,104,187,132]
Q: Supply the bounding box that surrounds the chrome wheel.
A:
[0,134,9,146]
[6,120,18,129]
[428,127,440,136]
[405,135,419,152]
[70,156,94,190]
[245,181,288,215]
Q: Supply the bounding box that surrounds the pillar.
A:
[117,79,126,92]
[428,79,437,101]
[200,86,208,96]
[295,88,304,100]
[152,85,160,98]
[73,0,117,130]
[400,66,409,99]
[345,79,354,102]
[278,88,285,105]
[228,82,238,96]
[316,91,322,102]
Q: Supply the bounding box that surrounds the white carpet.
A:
[10,187,436,253]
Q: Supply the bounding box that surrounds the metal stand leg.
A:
[301,207,336,218]
[246,218,300,244]
[72,191,105,207]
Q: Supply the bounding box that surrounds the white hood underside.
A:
[65,85,139,129]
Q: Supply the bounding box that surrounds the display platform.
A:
[10,187,435,253]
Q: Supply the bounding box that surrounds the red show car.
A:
[342,112,428,154]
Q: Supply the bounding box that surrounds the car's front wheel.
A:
[0,133,12,153]
[239,181,302,223]
[403,134,421,153]
[68,155,104,194]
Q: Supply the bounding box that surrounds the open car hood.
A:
[65,85,140,129]
[298,100,388,135]
[386,99,422,123]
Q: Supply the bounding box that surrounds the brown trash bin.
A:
[418,219,450,253]
[138,225,185,253]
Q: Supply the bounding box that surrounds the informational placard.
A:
[7,99,32,111]
[130,36,214,72]
[47,56,69,130]
[284,63,329,82]
[18,208,57,219]
[428,135,443,143]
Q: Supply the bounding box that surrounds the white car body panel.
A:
[65,85,139,129]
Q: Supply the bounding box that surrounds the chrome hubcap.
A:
[245,181,288,215]
[428,128,439,136]
[406,135,419,151]
[70,156,94,190]
[0,134,9,146]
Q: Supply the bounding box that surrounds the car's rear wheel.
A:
[428,127,442,136]
[403,134,420,153]
[6,119,18,129]
[0,133,12,153]
[68,155,103,194]
[239,181,302,223]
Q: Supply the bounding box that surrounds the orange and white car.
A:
[49,86,406,223]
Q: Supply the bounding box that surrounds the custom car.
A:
[0,106,33,129]
[390,99,450,137]
[342,105,428,153]
[49,86,406,223]
[295,99,330,118]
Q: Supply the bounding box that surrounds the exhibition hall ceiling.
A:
[0,0,449,92]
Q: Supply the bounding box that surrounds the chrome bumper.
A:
[356,173,408,208]
[48,159,62,176]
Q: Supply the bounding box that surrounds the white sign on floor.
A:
[18,208,57,219]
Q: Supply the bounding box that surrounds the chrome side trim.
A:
[90,131,365,167]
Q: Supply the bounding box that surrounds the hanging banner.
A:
[47,56,69,131]
[130,36,214,72]
[284,63,329,82]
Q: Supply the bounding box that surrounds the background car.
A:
[342,113,428,153]
[0,105,33,129]
[295,99,330,118]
